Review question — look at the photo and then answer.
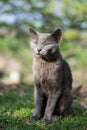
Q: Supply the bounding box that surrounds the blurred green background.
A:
[0,0,87,84]
[0,1,87,129]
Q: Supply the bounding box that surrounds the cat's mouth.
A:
[34,51,44,58]
[34,49,47,57]
[35,52,46,58]
[34,51,49,60]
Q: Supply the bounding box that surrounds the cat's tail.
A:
[72,83,82,99]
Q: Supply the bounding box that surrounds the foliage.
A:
[0,0,87,33]
[0,37,24,51]
[0,0,87,59]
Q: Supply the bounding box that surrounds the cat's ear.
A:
[51,28,62,43]
[29,27,38,39]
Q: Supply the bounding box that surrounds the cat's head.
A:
[29,28,62,61]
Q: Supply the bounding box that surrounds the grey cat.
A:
[29,28,73,124]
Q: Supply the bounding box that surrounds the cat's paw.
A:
[30,114,40,121]
[42,117,51,125]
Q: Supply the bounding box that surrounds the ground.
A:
[0,84,87,130]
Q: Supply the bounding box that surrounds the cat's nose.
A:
[37,48,41,52]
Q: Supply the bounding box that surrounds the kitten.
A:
[29,28,73,124]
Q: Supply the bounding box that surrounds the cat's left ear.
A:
[51,28,62,43]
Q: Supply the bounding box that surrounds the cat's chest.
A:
[32,59,61,85]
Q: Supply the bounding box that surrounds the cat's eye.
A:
[43,43,52,47]
[45,43,52,45]
[34,42,38,44]
[47,42,52,45]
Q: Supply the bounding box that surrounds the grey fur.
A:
[29,28,73,124]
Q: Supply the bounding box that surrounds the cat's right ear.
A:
[29,28,38,39]
[51,28,62,43]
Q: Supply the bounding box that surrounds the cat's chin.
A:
[34,53,47,60]
[34,53,42,58]
[34,54,41,58]
[33,52,48,60]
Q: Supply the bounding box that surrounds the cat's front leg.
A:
[42,88,61,124]
[30,85,43,121]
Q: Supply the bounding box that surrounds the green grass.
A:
[0,85,87,130]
